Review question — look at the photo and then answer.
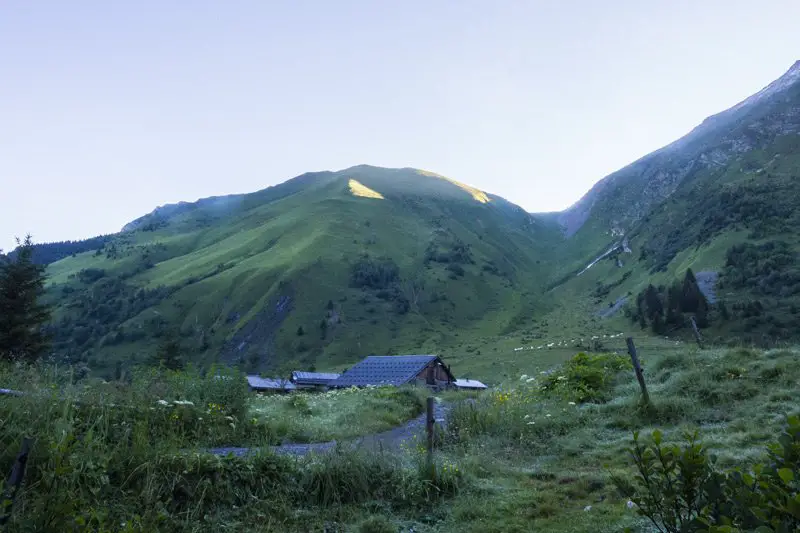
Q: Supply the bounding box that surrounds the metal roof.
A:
[246,375,296,391]
[330,355,443,387]
[454,378,488,389]
[291,371,341,385]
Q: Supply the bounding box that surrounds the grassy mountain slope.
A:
[27,61,800,378]
[43,166,562,376]
[542,61,800,346]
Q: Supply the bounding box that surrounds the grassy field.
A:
[248,386,426,443]
[1,341,797,532]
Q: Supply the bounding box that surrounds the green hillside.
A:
[18,61,800,379]
[543,61,800,347]
[42,166,562,376]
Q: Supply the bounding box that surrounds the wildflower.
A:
[527,421,535,425]
[545,414,552,417]
[627,500,635,509]
[584,505,592,512]
[173,400,194,406]
[568,401,576,406]
[524,414,530,419]
[156,400,168,406]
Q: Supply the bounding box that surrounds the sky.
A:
[1,1,799,251]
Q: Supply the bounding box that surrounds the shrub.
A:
[614,416,800,532]
[350,256,400,290]
[540,352,631,403]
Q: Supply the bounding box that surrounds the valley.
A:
[1,59,799,533]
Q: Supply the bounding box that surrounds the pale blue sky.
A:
[1,1,798,251]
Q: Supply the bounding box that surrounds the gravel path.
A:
[208,400,450,458]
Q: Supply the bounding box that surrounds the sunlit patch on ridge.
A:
[348,179,384,199]
[416,169,490,203]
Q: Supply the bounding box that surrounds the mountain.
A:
[546,61,800,345]
[24,61,800,375]
[41,166,562,375]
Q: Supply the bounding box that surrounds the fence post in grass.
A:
[0,437,33,526]
[426,396,435,479]
[689,316,705,349]
[625,337,650,406]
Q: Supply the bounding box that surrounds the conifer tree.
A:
[0,235,51,361]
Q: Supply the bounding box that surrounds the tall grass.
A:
[0,363,457,532]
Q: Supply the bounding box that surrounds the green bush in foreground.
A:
[613,416,800,533]
[540,352,631,403]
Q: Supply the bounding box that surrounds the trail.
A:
[208,401,450,457]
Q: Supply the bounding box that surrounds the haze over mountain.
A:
[6,61,800,377]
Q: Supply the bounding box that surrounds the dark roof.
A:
[330,355,451,387]
[291,371,341,385]
[246,376,296,391]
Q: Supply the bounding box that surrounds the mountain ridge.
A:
[557,60,800,237]
[13,60,800,376]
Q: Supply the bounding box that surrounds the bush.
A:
[540,352,631,403]
[613,417,800,532]
[350,256,400,290]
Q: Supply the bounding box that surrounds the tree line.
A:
[627,268,710,334]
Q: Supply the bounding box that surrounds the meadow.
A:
[0,342,798,532]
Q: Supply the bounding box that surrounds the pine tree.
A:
[151,334,184,370]
[665,281,684,327]
[644,284,664,322]
[0,235,51,362]
[695,295,710,328]
[681,268,702,313]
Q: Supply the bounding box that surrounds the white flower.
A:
[584,505,592,512]
[527,421,535,425]
[519,374,529,381]
[568,401,576,406]
[524,414,530,419]
[545,414,552,417]
[627,500,635,509]
[173,400,194,406]
[156,400,168,406]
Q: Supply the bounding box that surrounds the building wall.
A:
[414,361,453,387]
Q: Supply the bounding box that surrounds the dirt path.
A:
[208,400,450,457]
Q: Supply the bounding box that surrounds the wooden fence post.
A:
[0,437,33,526]
[626,337,651,405]
[426,397,435,479]
[690,316,705,349]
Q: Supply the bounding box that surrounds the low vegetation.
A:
[1,343,798,531]
[0,364,449,532]
[249,386,426,443]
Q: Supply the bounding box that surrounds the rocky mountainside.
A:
[558,60,800,238]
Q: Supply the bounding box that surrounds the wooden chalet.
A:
[329,355,456,391]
